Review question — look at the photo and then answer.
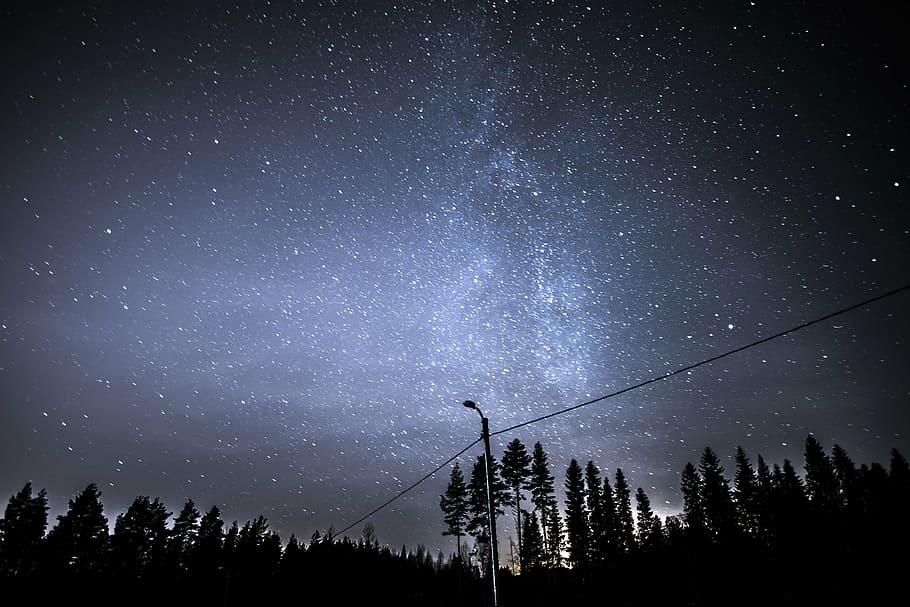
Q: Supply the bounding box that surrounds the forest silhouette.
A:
[2,434,906,606]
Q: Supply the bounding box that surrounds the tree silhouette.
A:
[634,487,662,552]
[519,509,544,571]
[110,495,171,579]
[583,461,605,564]
[831,445,857,505]
[599,473,619,561]
[168,499,200,574]
[45,483,109,576]
[439,462,469,561]
[804,435,840,522]
[0,482,48,577]
[466,453,508,578]
[680,462,705,541]
[2,433,906,605]
[563,459,588,568]
[189,505,223,579]
[613,468,635,554]
[754,455,774,543]
[279,533,302,579]
[544,497,563,569]
[467,454,508,541]
[771,459,808,553]
[699,447,736,543]
[501,438,532,572]
[227,515,282,603]
[528,441,559,567]
[733,446,759,538]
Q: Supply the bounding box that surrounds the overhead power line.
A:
[491,281,910,437]
[336,437,481,537]
[333,281,910,538]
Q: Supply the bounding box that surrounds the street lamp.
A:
[463,400,499,607]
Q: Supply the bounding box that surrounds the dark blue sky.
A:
[2,1,908,553]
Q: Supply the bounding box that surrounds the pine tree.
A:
[733,446,758,538]
[613,468,635,553]
[528,442,558,565]
[466,453,509,574]
[699,447,735,543]
[832,444,858,509]
[190,505,223,578]
[772,459,808,549]
[234,516,280,580]
[520,509,544,571]
[111,495,171,579]
[280,533,303,577]
[440,462,469,561]
[584,461,605,564]
[804,435,840,520]
[529,443,555,513]
[600,474,619,560]
[754,455,774,543]
[168,499,200,574]
[501,438,532,571]
[635,487,662,551]
[0,482,48,577]
[680,462,705,539]
[564,459,588,568]
[45,483,109,575]
[544,498,563,568]
[222,520,240,572]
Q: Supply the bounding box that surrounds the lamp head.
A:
[463,400,477,409]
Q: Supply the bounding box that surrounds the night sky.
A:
[2,2,908,554]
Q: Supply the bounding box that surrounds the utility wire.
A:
[491,282,910,437]
[336,436,482,537]
[333,281,909,537]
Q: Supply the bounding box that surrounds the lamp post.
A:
[463,400,499,607]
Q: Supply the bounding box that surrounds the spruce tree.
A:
[681,462,705,539]
[528,442,557,565]
[501,439,532,571]
[544,498,563,568]
[832,444,857,509]
[804,435,840,520]
[614,468,635,553]
[755,455,774,542]
[733,446,758,537]
[466,453,509,571]
[699,447,735,543]
[773,459,808,549]
[440,462,469,561]
[600,474,619,560]
[520,509,544,571]
[564,459,588,568]
[584,461,605,564]
[635,487,662,551]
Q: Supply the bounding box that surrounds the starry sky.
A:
[2,1,908,553]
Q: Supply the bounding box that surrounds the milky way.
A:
[2,2,908,552]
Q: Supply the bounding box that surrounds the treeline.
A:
[0,484,475,606]
[440,435,910,605]
[2,436,908,606]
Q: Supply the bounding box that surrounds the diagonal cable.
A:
[492,282,910,437]
[336,437,482,537]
